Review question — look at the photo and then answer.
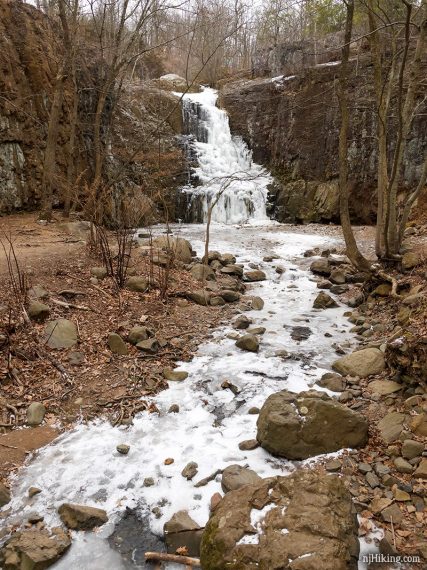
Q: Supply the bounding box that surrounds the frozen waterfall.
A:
[180,88,271,224]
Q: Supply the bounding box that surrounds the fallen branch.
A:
[51,298,93,311]
[145,552,201,567]
[194,468,222,488]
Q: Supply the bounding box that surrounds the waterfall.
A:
[180,88,271,224]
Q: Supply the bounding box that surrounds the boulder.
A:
[235,334,259,352]
[128,326,153,345]
[136,338,159,354]
[221,264,243,277]
[26,402,46,426]
[332,348,385,378]
[414,458,427,479]
[28,285,49,300]
[0,528,71,570]
[221,464,262,492]
[401,439,424,460]
[377,412,406,443]
[330,268,346,284]
[163,368,188,381]
[372,283,391,297]
[200,470,359,570]
[155,73,201,93]
[164,511,203,557]
[219,253,236,265]
[126,276,148,292]
[221,290,241,303]
[402,251,420,270]
[108,333,128,355]
[251,296,264,310]
[233,315,252,330]
[190,264,216,281]
[290,326,312,341]
[43,319,77,349]
[90,267,108,279]
[152,236,193,263]
[313,291,338,309]
[310,258,331,276]
[58,503,108,530]
[317,372,346,392]
[368,380,402,395]
[188,290,211,305]
[256,389,368,459]
[0,482,10,507]
[182,462,198,480]
[210,296,226,306]
[244,270,266,282]
[28,300,50,321]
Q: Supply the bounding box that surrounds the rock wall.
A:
[220,55,427,224]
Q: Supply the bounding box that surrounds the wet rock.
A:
[393,457,414,474]
[126,276,148,292]
[58,503,108,530]
[330,268,346,284]
[221,290,241,302]
[26,402,46,426]
[0,528,71,569]
[377,412,406,443]
[401,439,424,459]
[317,372,346,392]
[248,407,260,415]
[0,483,10,507]
[221,464,262,492]
[168,404,180,413]
[182,462,198,480]
[117,444,130,455]
[414,458,427,479]
[235,334,259,352]
[332,348,385,378]
[90,267,108,279]
[330,284,349,294]
[256,389,368,460]
[251,296,264,310]
[290,326,312,341]
[108,333,128,355]
[28,487,42,498]
[43,319,77,349]
[233,315,252,330]
[190,263,216,281]
[238,439,260,451]
[200,470,359,570]
[188,289,211,305]
[247,326,266,335]
[164,511,203,557]
[144,478,155,487]
[244,270,266,282]
[28,300,50,321]
[152,236,193,263]
[310,258,331,276]
[313,291,338,309]
[136,338,159,354]
[317,279,332,289]
[163,368,188,381]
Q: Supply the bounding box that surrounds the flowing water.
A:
[1,91,378,569]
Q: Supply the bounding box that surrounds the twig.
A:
[0,442,28,452]
[51,298,93,311]
[145,552,201,567]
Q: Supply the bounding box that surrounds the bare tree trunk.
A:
[39,65,66,221]
[398,155,427,245]
[337,0,371,272]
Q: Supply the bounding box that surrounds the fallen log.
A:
[145,552,201,567]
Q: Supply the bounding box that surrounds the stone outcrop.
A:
[332,347,385,378]
[200,470,359,570]
[0,528,71,569]
[220,55,427,224]
[256,389,368,459]
[58,503,108,530]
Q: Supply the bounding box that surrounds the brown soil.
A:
[0,213,236,484]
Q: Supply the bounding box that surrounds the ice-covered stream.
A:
[2,223,363,569]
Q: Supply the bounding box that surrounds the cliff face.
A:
[0,0,184,219]
[221,56,427,224]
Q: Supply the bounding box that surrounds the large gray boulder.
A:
[43,319,77,349]
[200,470,359,570]
[0,528,71,570]
[332,348,385,377]
[190,264,216,281]
[152,236,193,263]
[256,390,368,459]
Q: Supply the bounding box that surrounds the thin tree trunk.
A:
[337,0,371,273]
[398,155,427,245]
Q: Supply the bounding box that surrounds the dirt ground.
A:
[0,213,236,483]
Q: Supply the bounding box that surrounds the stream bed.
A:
[3,222,364,569]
